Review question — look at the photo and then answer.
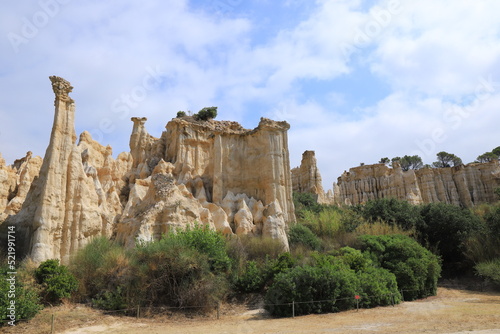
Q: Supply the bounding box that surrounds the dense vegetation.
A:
[2,193,500,324]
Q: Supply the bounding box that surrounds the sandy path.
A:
[4,287,500,334]
[60,288,500,334]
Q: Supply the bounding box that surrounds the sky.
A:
[0,0,499,190]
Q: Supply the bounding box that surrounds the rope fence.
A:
[3,288,437,332]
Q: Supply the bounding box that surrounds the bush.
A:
[293,192,322,215]
[194,107,217,121]
[288,224,321,251]
[35,259,78,304]
[357,266,400,308]
[358,234,441,301]
[1,265,43,325]
[176,111,186,118]
[475,259,500,286]
[361,198,422,231]
[134,236,227,310]
[169,225,232,274]
[70,237,131,301]
[233,261,265,293]
[265,263,359,317]
[419,202,482,274]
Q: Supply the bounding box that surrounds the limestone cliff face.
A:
[116,116,295,251]
[334,161,500,207]
[291,151,333,204]
[1,76,295,262]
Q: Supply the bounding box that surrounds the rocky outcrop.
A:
[291,150,333,204]
[1,76,294,263]
[4,77,130,263]
[115,116,294,251]
[334,161,500,207]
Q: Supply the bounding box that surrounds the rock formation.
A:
[334,161,500,207]
[291,151,333,204]
[1,76,294,263]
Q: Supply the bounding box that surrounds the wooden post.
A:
[51,314,55,334]
[356,299,359,312]
[292,301,295,318]
[400,290,404,302]
[217,301,221,320]
[137,305,140,318]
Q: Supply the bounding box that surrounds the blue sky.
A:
[1,0,499,190]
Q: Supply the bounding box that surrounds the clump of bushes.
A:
[35,259,78,304]
[358,234,441,301]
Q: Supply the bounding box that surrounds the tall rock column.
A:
[11,77,105,263]
[291,150,328,204]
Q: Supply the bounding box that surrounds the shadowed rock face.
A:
[333,162,500,207]
[2,76,294,263]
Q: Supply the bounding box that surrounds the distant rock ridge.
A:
[1,76,294,263]
[333,161,500,207]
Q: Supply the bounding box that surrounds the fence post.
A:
[292,301,295,318]
[400,289,404,302]
[391,294,395,307]
[51,314,55,334]
[137,305,140,318]
[217,301,221,320]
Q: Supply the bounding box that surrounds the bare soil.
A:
[3,287,500,334]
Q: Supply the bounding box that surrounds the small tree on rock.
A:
[194,107,217,121]
[432,151,462,168]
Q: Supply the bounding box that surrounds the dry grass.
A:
[4,286,500,334]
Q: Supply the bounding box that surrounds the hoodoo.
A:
[2,76,295,263]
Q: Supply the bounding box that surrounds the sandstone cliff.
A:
[334,161,500,207]
[291,151,333,204]
[1,76,294,263]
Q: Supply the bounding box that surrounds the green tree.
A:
[432,151,462,168]
[477,152,498,163]
[492,146,500,157]
[399,155,423,171]
[418,203,482,274]
[379,157,390,165]
[176,111,186,118]
[194,106,217,121]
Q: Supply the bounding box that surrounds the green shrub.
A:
[134,237,227,310]
[265,263,359,317]
[357,266,400,308]
[194,106,217,121]
[92,286,127,311]
[358,234,441,301]
[233,261,265,293]
[293,192,322,215]
[169,225,232,274]
[288,224,321,251]
[1,265,43,325]
[35,259,78,304]
[419,202,482,274]
[475,259,500,286]
[176,111,186,118]
[361,198,423,231]
[70,237,131,301]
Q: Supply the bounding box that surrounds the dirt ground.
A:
[4,287,500,334]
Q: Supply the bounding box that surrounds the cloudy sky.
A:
[1,0,499,189]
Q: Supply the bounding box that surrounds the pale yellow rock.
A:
[234,198,254,235]
[262,200,289,252]
[334,161,500,207]
[291,150,331,204]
